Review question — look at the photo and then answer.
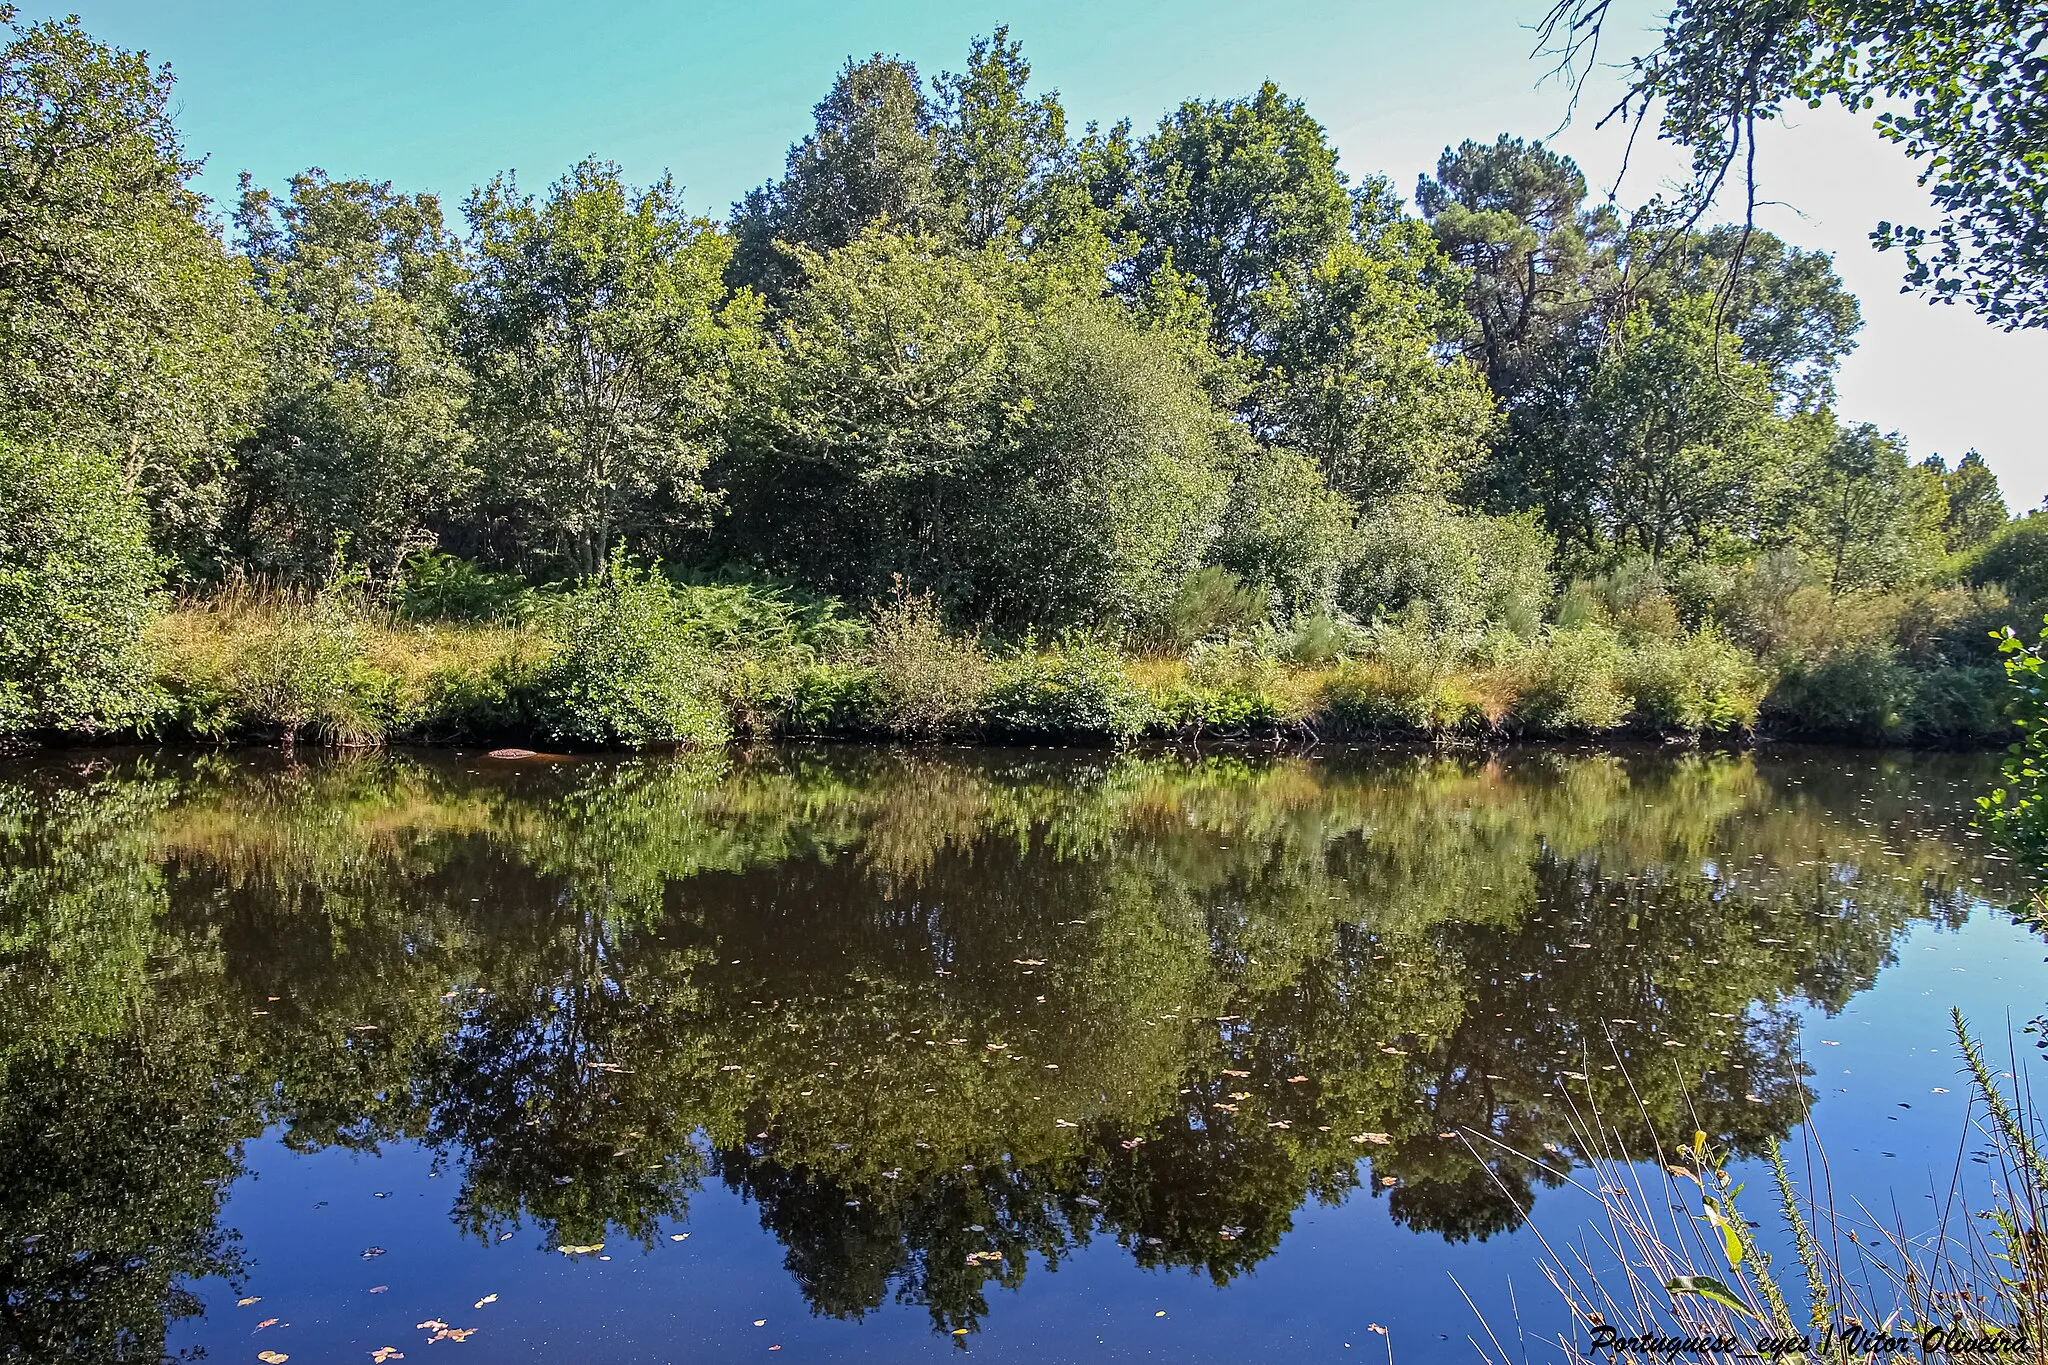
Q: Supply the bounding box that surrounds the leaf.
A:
[1666,1275,1757,1319]
[474,1294,497,1308]
[238,1297,262,1307]
[372,1352,405,1364]
[257,1317,280,1328]
[556,1243,605,1255]
[258,1355,289,1364]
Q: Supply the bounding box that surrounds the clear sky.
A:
[63,0,2048,509]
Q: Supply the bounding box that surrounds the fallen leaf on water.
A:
[556,1243,605,1256]
[257,1317,280,1328]
[670,1233,689,1241]
[1054,1119,1078,1128]
[1380,1176,1397,1186]
[1821,1040,1840,1046]
[1351,1133,1391,1145]
[1933,1087,1950,1094]
[416,1320,448,1332]
[258,1354,288,1364]
[952,1329,968,1336]
[237,1297,262,1307]
[372,1350,405,1363]
[1221,1069,1249,1078]
[1287,1075,1309,1084]
[1155,1310,1167,1318]
[426,1327,476,1343]
[361,1247,386,1259]
[474,1294,497,1308]
[497,1232,513,1243]
[368,1286,388,1294]
[754,1319,767,1327]
[1369,1324,1388,1335]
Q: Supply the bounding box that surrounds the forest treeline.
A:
[3,11,2044,748]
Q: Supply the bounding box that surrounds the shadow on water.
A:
[0,742,2025,1356]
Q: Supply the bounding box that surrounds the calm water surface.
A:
[0,743,2037,1363]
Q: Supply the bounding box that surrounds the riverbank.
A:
[26,573,2013,751]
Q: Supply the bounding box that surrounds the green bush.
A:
[1516,626,1627,732]
[1969,516,2048,607]
[1321,626,1472,733]
[0,437,164,735]
[396,552,536,622]
[1761,641,1913,741]
[1159,640,1291,731]
[1620,628,1768,733]
[531,555,729,748]
[1340,499,1553,635]
[1153,566,1270,649]
[985,637,1153,740]
[866,584,989,738]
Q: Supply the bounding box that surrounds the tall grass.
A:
[1470,1014,2048,1365]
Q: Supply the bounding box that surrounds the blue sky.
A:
[69,0,2048,507]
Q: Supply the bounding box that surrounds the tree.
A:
[0,9,264,572]
[1651,224,1862,407]
[1539,0,2048,327]
[1417,134,1615,397]
[1924,450,2008,553]
[729,55,949,299]
[1795,423,1946,593]
[1579,296,1785,560]
[931,28,1078,249]
[0,435,162,735]
[717,231,1236,630]
[230,170,474,581]
[1115,82,1354,351]
[1247,220,1498,505]
[463,159,763,577]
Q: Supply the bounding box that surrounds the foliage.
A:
[1980,617,2048,860]
[1341,498,1553,634]
[396,551,536,622]
[0,436,163,735]
[865,583,990,737]
[1541,0,2048,327]
[984,636,1153,740]
[464,160,762,576]
[0,10,265,574]
[530,552,730,747]
[229,170,474,582]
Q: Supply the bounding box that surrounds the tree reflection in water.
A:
[0,744,2014,1350]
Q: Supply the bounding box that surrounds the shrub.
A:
[1969,515,2048,607]
[396,551,535,622]
[1320,626,1474,733]
[0,437,164,735]
[985,637,1153,740]
[1339,499,1553,635]
[867,583,989,738]
[531,555,729,748]
[1514,625,1628,732]
[1619,627,1768,733]
[1279,612,1366,665]
[1153,566,1270,650]
[1157,639,1294,731]
[1761,640,1913,741]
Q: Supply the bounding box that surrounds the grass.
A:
[1468,1013,2048,1365]
[107,577,2015,751]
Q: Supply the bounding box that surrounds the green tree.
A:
[1416,134,1615,397]
[1578,296,1785,561]
[729,55,949,299]
[0,436,161,735]
[0,9,264,573]
[1247,221,1497,505]
[1116,82,1354,351]
[719,231,1235,631]
[463,159,763,576]
[229,169,474,581]
[1654,224,1862,407]
[1795,423,1947,593]
[1925,449,2008,553]
[932,29,1080,250]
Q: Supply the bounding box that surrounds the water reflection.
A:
[0,744,2018,1354]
